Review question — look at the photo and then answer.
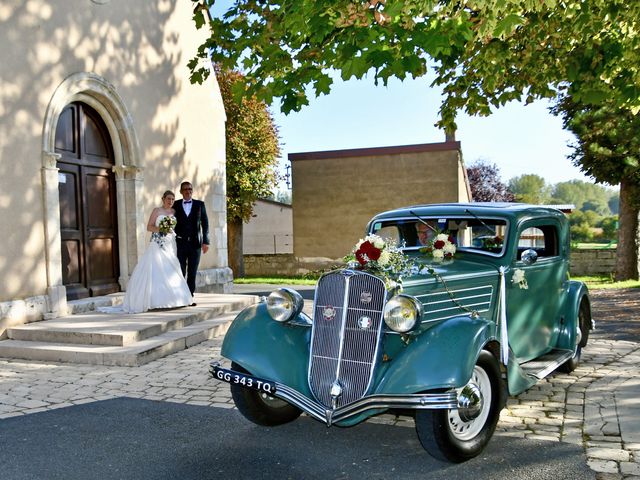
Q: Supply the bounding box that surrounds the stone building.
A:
[0,1,231,333]
[243,199,293,255]
[290,141,471,270]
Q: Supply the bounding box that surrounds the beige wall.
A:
[291,142,470,260]
[243,199,293,254]
[0,1,228,313]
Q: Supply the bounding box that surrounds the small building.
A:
[0,1,231,333]
[290,141,471,269]
[243,199,293,254]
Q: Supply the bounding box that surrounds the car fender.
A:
[556,280,590,350]
[221,302,313,396]
[373,315,496,395]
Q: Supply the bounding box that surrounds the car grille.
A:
[309,270,387,409]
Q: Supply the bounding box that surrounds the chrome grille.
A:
[309,270,386,409]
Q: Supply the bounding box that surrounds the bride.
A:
[118,190,193,313]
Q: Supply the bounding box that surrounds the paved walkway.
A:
[0,290,638,479]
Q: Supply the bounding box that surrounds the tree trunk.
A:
[227,217,245,278]
[614,178,640,281]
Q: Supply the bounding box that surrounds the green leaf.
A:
[313,74,333,97]
[493,14,524,39]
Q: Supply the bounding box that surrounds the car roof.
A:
[370,202,567,223]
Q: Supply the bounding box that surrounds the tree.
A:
[551,180,613,214]
[552,96,640,279]
[190,1,640,132]
[508,174,551,204]
[217,65,281,277]
[466,160,514,202]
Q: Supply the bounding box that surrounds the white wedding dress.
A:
[104,215,193,314]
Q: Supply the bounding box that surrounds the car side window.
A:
[517,225,559,260]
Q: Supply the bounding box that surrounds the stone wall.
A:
[570,249,616,276]
[244,255,341,277]
[245,249,617,278]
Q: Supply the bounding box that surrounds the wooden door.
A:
[56,102,120,300]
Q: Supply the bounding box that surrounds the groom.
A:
[174,181,209,301]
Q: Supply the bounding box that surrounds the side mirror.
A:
[521,249,538,265]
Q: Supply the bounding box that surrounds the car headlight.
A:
[383,294,422,333]
[266,288,304,322]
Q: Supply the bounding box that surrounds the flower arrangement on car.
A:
[482,235,503,250]
[344,234,414,288]
[421,232,457,261]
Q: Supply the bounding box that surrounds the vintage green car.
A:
[210,203,592,462]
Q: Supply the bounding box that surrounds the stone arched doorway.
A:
[41,73,144,313]
[56,102,120,300]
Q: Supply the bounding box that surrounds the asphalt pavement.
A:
[0,397,594,480]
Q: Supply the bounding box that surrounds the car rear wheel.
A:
[559,300,590,373]
[415,351,503,463]
[230,362,302,426]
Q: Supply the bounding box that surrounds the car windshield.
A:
[369,216,509,256]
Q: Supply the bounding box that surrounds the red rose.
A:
[433,240,445,250]
[448,236,455,243]
[355,241,381,265]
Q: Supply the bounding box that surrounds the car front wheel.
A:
[415,351,503,462]
[229,362,302,426]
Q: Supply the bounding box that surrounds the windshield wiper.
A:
[409,210,438,233]
[465,209,496,235]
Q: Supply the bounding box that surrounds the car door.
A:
[506,219,567,363]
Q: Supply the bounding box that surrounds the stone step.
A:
[6,294,256,346]
[0,293,260,366]
[0,311,239,366]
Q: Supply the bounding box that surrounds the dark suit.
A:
[174,199,209,295]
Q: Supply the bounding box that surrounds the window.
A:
[517,225,559,259]
[370,217,508,256]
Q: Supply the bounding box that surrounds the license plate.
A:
[211,365,277,395]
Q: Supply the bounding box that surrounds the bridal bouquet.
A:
[158,216,176,235]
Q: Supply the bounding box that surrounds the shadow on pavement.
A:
[0,398,594,480]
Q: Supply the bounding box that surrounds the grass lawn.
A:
[572,275,640,290]
[234,276,318,285]
[573,242,617,249]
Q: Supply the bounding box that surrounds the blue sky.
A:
[270,74,592,190]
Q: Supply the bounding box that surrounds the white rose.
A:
[432,249,445,260]
[443,242,457,255]
[373,238,385,249]
[378,250,390,265]
[436,233,448,242]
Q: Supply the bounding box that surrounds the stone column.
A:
[41,151,67,318]
[112,164,144,289]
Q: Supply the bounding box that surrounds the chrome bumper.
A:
[210,361,458,426]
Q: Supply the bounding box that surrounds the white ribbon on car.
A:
[498,266,509,365]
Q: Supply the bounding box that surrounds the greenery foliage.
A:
[508,174,551,204]
[216,65,281,222]
[190,0,640,132]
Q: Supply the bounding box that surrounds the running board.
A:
[519,349,574,380]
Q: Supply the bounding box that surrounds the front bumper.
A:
[210,362,458,426]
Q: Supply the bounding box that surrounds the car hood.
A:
[402,256,500,287]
